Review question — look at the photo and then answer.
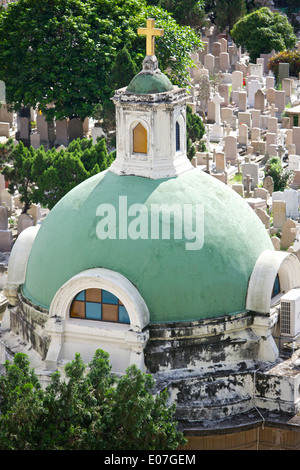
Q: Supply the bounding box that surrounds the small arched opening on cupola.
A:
[175,121,180,152]
[133,122,147,154]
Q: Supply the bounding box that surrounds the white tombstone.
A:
[210,93,224,141]
[247,80,261,108]
[266,76,275,89]
[242,162,259,189]
[232,71,243,91]
[292,127,300,156]
[288,155,300,171]
[238,91,247,112]
[238,123,248,146]
[219,52,230,72]
[204,54,215,74]
[224,135,238,162]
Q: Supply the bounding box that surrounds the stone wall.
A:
[8,292,50,360]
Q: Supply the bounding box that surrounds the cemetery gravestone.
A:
[272,200,286,229]
[281,219,298,250]
[278,63,290,84]
[263,176,274,195]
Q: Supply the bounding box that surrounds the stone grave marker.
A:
[254,89,265,112]
[292,127,300,155]
[278,63,289,84]
[255,207,270,229]
[244,174,253,198]
[55,119,69,146]
[238,91,247,111]
[274,90,286,114]
[0,230,13,252]
[272,200,286,229]
[204,54,215,74]
[263,175,274,195]
[232,183,244,197]
[289,155,300,171]
[215,152,226,172]
[271,236,280,251]
[254,187,268,201]
[224,135,238,162]
[238,123,248,146]
[17,213,34,235]
[0,206,8,231]
[281,219,298,250]
[68,118,83,141]
[242,162,259,189]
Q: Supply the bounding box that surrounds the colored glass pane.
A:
[70,301,85,318]
[102,304,119,322]
[102,290,118,304]
[86,302,102,320]
[86,288,102,302]
[119,306,130,324]
[133,123,147,154]
[75,291,85,301]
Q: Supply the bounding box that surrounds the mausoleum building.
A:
[2,20,300,450]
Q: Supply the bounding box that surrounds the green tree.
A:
[265,156,292,192]
[186,105,206,159]
[2,142,36,213]
[0,137,115,212]
[0,0,202,123]
[204,0,247,32]
[0,351,186,450]
[31,138,115,209]
[231,7,297,63]
[215,0,247,33]
[146,0,206,30]
[96,46,140,133]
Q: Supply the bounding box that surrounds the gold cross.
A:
[137,18,164,56]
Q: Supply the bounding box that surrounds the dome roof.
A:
[22,169,273,323]
[126,70,173,94]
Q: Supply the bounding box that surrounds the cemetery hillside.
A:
[1,0,300,452]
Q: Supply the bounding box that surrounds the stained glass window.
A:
[133,123,147,154]
[70,288,130,324]
[272,274,280,298]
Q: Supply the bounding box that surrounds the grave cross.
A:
[270,103,278,118]
[276,144,285,161]
[243,174,253,198]
[138,18,164,56]
[205,153,212,173]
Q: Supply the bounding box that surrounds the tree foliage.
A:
[0,351,186,450]
[186,105,206,159]
[265,156,292,192]
[0,0,202,122]
[268,50,300,80]
[0,137,115,212]
[231,7,297,63]
[214,0,247,33]
[146,0,206,30]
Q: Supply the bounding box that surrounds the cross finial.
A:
[138,18,164,56]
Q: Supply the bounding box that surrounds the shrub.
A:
[268,50,300,80]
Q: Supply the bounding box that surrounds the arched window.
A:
[175,121,180,151]
[272,274,281,298]
[133,123,147,154]
[70,288,130,324]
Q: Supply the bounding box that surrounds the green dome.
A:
[22,169,273,323]
[126,70,173,94]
